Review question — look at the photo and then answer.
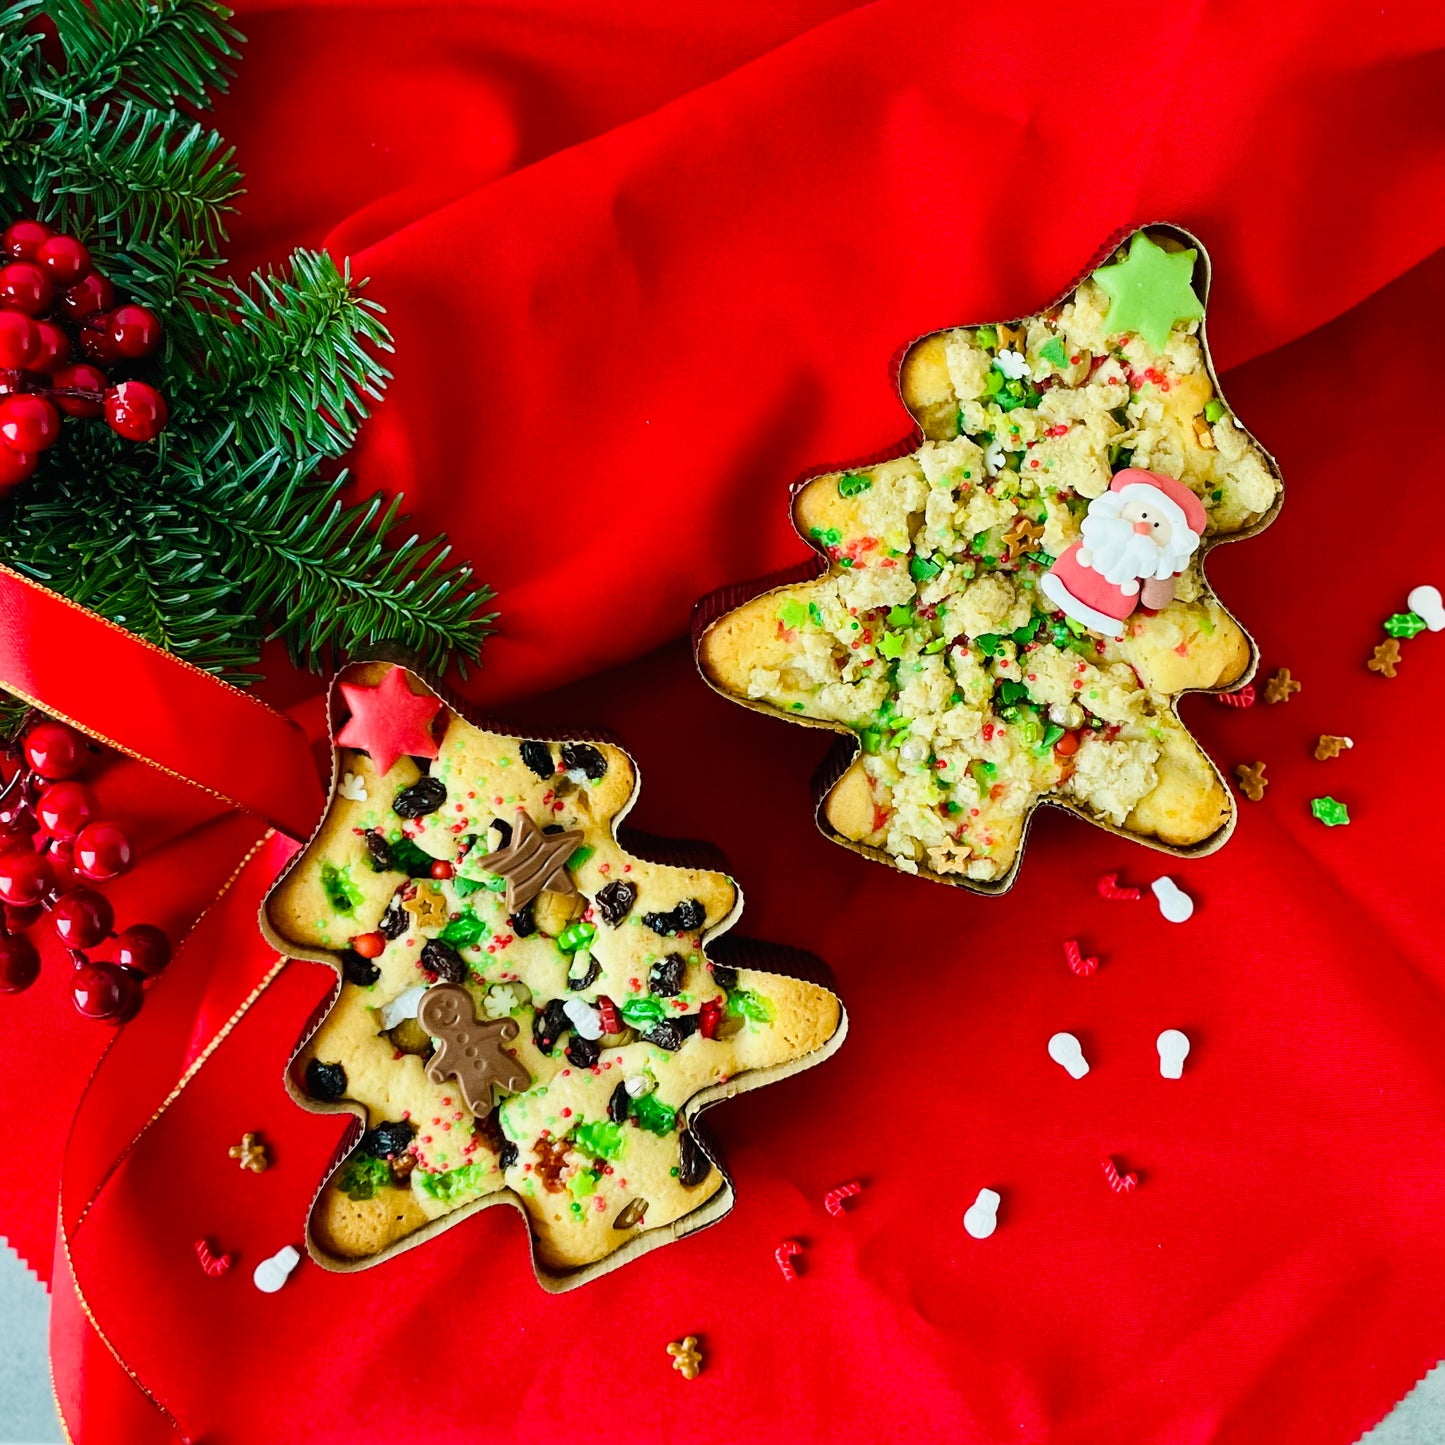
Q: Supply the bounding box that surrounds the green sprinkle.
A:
[790,702,805,711]
[415,1162,490,1205]
[777,598,809,630]
[631,1093,677,1136]
[887,604,915,628]
[859,727,883,754]
[922,637,947,654]
[1203,399,1225,423]
[727,989,773,1023]
[337,1156,390,1201]
[837,471,873,497]
[809,526,843,547]
[975,324,998,350]
[1311,797,1350,827]
[621,996,665,1027]
[977,634,1003,656]
[877,632,906,660]
[557,921,596,953]
[573,1120,625,1161]
[997,679,1029,705]
[452,876,487,897]
[387,837,437,877]
[808,602,824,627]
[909,555,942,581]
[1384,612,1427,639]
[438,909,487,948]
[1211,488,1224,503]
[566,845,595,870]
[1039,337,1067,367]
[319,862,361,914]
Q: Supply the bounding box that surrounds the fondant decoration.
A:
[335,665,443,774]
[1156,1029,1191,1079]
[1092,230,1204,350]
[1063,938,1098,976]
[823,1180,862,1216]
[1314,735,1353,761]
[253,1244,301,1293]
[228,1131,269,1173]
[1233,761,1268,800]
[1048,1032,1089,1079]
[774,1240,802,1282]
[1406,584,1444,631]
[1039,468,1207,637]
[1263,667,1302,703]
[1311,797,1351,827]
[1367,640,1401,677]
[963,1188,1001,1239]
[417,982,532,1114]
[478,808,584,911]
[1100,1157,1139,1193]
[667,1336,703,1379]
[1151,876,1194,923]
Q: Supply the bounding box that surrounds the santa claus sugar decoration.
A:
[1039,469,1208,637]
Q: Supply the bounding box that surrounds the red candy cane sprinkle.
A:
[824,1180,863,1216]
[1216,683,1256,708]
[1063,939,1098,977]
[1100,1157,1139,1194]
[775,1239,802,1282]
[595,995,620,1035]
[1096,871,1143,901]
[194,1238,232,1276]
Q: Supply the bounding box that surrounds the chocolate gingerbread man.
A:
[417,983,531,1114]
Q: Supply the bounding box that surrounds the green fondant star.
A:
[1310,796,1351,827]
[1092,231,1205,352]
[1384,612,1427,639]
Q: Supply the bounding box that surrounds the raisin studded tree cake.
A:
[698,227,1281,891]
[262,661,843,1287]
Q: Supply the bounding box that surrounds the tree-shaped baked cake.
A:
[698,227,1281,892]
[262,661,844,1288]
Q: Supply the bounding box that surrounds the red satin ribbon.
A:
[0,566,325,841]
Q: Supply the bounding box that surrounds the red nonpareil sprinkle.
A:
[1063,939,1098,976]
[1101,1157,1138,1193]
[1044,423,1070,437]
[194,1238,232,1276]
[1216,684,1256,708]
[1097,871,1143,901]
[775,1239,802,1282]
[824,1180,862,1216]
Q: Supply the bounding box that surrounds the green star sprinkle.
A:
[1384,612,1426,639]
[1092,232,1205,352]
[1310,797,1350,827]
[876,631,907,660]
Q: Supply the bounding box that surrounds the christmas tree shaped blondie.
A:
[699,227,1280,890]
[263,662,843,1287]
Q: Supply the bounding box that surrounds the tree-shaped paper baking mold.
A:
[697,226,1281,893]
[261,660,845,1289]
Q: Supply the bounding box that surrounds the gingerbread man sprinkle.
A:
[1263,668,1301,704]
[668,1336,703,1380]
[1314,735,1353,761]
[1367,640,1401,678]
[417,983,532,1115]
[229,1132,269,1173]
[1233,762,1267,801]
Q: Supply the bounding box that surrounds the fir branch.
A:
[177,250,392,462]
[46,0,239,112]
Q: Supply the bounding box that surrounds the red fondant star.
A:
[336,666,444,775]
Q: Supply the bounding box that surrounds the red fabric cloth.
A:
[3,1,1445,1441]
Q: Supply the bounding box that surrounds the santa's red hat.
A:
[1109,468,1207,540]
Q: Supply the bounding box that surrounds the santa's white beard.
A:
[1081,511,1177,585]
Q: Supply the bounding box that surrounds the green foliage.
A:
[0,0,491,680]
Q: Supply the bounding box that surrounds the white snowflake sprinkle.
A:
[338,771,368,802]
[994,349,1028,380]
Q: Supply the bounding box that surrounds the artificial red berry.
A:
[3,220,52,262]
[0,394,60,452]
[0,847,54,906]
[104,380,166,442]
[0,310,39,368]
[71,960,142,1023]
[0,933,40,993]
[35,235,91,287]
[430,860,454,879]
[46,838,73,869]
[50,888,115,948]
[4,902,42,932]
[0,262,53,317]
[51,362,107,418]
[114,924,171,978]
[36,780,96,839]
[73,820,133,881]
[350,931,386,959]
[0,794,33,833]
[78,315,121,365]
[30,319,69,373]
[59,271,113,320]
[0,446,36,491]
[24,720,86,778]
[108,304,162,359]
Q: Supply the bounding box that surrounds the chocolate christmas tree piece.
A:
[698,226,1281,892]
[262,660,844,1288]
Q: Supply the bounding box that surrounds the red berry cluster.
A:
[0,717,170,1022]
[0,218,169,496]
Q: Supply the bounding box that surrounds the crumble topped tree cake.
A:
[262,661,844,1288]
[698,226,1281,891]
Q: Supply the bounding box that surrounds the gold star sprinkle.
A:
[927,841,972,875]
[229,1132,269,1173]
[667,1336,703,1380]
[1263,668,1301,705]
[1233,761,1267,802]
[1002,516,1045,563]
[403,881,450,929]
[1314,735,1353,761]
[1367,640,1401,678]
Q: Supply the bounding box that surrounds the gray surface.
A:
[0,1238,1441,1443]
